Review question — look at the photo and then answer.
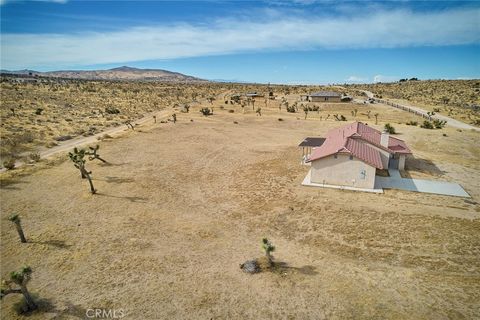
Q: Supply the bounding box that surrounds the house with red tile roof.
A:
[306,122,411,189]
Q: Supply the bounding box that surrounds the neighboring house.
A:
[306,91,342,102]
[306,122,411,189]
[245,92,264,98]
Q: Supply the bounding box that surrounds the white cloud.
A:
[1,7,479,69]
[346,75,368,83]
[373,75,400,83]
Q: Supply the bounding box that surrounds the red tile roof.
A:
[307,122,411,169]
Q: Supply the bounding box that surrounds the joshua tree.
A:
[172,113,177,123]
[303,106,309,120]
[427,111,435,121]
[262,238,275,266]
[153,115,157,123]
[125,120,134,130]
[374,113,379,124]
[231,95,241,104]
[366,110,371,119]
[1,266,38,312]
[256,107,262,116]
[86,145,107,163]
[68,148,96,194]
[8,214,27,243]
[251,98,255,110]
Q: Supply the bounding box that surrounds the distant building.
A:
[245,92,264,98]
[305,91,342,102]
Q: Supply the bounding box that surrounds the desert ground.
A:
[348,80,480,126]
[1,80,480,319]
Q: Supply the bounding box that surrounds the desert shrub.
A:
[35,108,43,115]
[384,123,396,134]
[304,105,319,112]
[105,106,120,114]
[406,121,418,126]
[433,108,441,112]
[200,107,213,116]
[421,120,434,129]
[28,152,41,162]
[333,114,347,121]
[433,119,447,129]
[228,109,234,113]
[286,105,296,113]
[3,158,16,170]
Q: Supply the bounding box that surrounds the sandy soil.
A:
[1,98,480,319]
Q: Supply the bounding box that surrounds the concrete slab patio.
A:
[302,169,470,197]
[375,169,470,197]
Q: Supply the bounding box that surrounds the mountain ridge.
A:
[1,66,206,82]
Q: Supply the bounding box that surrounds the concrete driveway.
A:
[375,169,470,197]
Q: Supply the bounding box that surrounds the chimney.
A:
[380,130,389,148]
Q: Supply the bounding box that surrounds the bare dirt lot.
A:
[1,96,480,319]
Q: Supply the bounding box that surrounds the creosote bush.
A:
[3,158,16,170]
[200,107,213,116]
[384,123,396,134]
[105,106,120,114]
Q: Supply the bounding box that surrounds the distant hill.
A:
[1,66,206,82]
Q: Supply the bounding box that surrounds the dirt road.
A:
[1,108,175,172]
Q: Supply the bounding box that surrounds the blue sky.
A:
[1,0,479,84]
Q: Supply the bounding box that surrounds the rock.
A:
[240,260,260,274]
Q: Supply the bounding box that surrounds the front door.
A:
[389,157,399,169]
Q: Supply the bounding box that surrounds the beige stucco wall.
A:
[310,153,376,189]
